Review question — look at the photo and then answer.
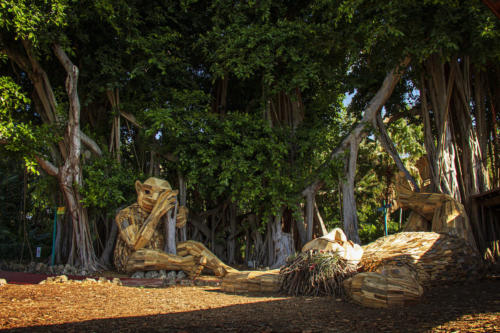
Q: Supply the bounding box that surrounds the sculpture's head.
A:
[135,177,172,212]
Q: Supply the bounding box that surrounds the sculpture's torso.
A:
[113,203,165,272]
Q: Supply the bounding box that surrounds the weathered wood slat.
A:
[359,232,483,286]
[221,269,281,293]
[177,240,237,277]
[344,263,424,308]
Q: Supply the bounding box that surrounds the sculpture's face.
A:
[135,178,171,212]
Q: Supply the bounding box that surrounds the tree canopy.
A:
[1,0,498,269]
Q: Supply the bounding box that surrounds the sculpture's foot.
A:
[188,256,207,279]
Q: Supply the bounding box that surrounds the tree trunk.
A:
[99,219,118,266]
[53,44,99,270]
[341,137,361,244]
[226,203,237,265]
[305,192,315,242]
[106,89,121,162]
[178,173,187,242]
[165,201,178,255]
[269,213,294,268]
[294,213,307,248]
[422,55,491,205]
[4,40,102,270]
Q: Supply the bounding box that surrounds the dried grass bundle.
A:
[279,250,357,296]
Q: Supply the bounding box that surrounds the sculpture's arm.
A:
[134,189,178,250]
[115,207,139,248]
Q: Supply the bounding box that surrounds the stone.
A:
[145,270,160,279]
[180,279,193,286]
[167,271,177,281]
[131,271,145,279]
[158,270,168,279]
[28,261,36,271]
[112,278,122,286]
[63,264,73,274]
[176,271,186,281]
[13,263,24,271]
[55,275,69,283]
[0,278,7,286]
[35,262,46,272]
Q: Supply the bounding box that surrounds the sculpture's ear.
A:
[135,180,142,195]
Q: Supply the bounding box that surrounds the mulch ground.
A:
[0,272,499,332]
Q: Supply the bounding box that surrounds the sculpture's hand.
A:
[151,189,179,219]
[176,206,189,228]
[133,190,179,251]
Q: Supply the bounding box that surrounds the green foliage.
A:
[0,77,32,148]
[148,102,292,216]
[0,0,67,48]
[0,76,61,173]
[80,155,141,213]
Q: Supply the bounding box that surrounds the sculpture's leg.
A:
[177,240,238,277]
[125,249,206,278]
[403,211,431,232]
[431,199,477,249]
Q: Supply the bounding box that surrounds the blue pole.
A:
[51,208,57,266]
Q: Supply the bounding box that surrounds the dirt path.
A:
[0,275,499,332]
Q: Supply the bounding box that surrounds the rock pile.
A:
[129,270,188,286]
[39,275,122,286]
[0,261,95,276]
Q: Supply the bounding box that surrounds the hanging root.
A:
[279,250,357,297]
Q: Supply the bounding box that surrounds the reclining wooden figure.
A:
[113,177,233,277]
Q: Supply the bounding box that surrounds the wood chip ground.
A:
[1,275,499,332]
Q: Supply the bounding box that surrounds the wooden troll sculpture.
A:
[113,177,232,277]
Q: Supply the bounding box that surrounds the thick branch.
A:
[80,130,103,156]
[383,106,420,125]
[34,155,59,177]
[22,40,59,125]
[52,43,81,165]
[302,58,410,195]
[375,112,420,191]
[120,111,142,128]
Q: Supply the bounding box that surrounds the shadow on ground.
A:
[2,276,499,333]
